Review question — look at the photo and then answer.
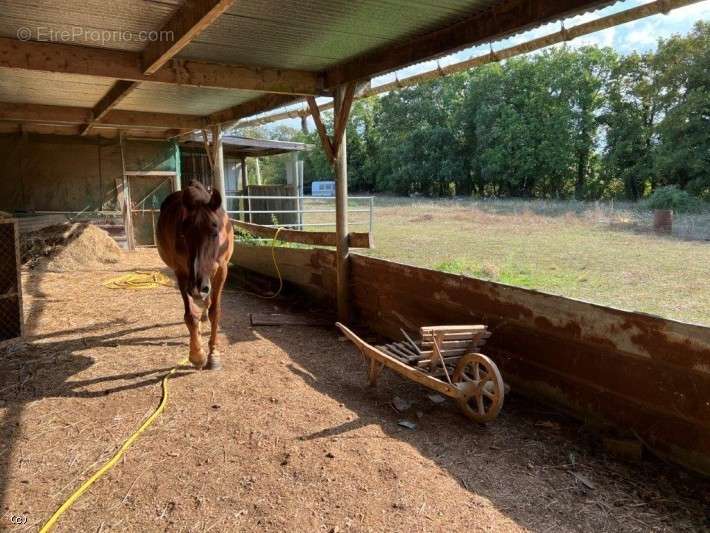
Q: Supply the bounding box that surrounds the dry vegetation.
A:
[339,197,710,326]
[21,223,122,272]
[1,249,708,531]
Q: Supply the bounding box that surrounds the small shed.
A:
[179,135,311,195]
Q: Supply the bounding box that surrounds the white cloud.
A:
[664,0,710,22]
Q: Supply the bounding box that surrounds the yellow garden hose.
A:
[103,271,173,290]
[261,226,285,299]
[39,359,188,532]
[41,227,284,530]
[235,225,285,300]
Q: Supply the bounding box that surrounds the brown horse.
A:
[156,180,234,370]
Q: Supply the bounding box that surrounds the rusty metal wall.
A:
[230,243,710,476]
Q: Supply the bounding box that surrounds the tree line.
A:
[247,22,709,201]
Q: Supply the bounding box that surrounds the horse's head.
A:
[180,181,224,303]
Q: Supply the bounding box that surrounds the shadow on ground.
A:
[229,286,709,532]
[0,258,195,519]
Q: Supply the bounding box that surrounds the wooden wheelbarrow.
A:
[336,323,505,423]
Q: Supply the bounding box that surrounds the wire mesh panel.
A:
[0,219,22,341]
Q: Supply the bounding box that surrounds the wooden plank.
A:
[385,343,418,362]
[232,219,371,249]
[0,102,204,130]
[420,325,487,333]
[331,82,356,155]
[324,0,620,87]
[0,37,322,95]
[333,84,351,323]
[211,124,226,207]
[420,339,479,350]
[249,313,331,327]
[142,0,236,75]
[80,80,139,136]
[230,242,337,303]
[124,171,177,177]
[208,94,301,126]
[119,134,136,251]
[420,332,476,341]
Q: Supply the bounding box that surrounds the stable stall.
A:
[0,0,707,483]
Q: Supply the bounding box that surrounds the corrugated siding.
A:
[0,0,180,52]
[115,82,263,115]
[0,69,112,108]
[179,0,501,70]
[0,0,620,117]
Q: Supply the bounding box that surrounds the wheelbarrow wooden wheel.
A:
[452,353,504,423]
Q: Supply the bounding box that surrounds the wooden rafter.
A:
[332,83,356,156]
[237,0,702,128]
[306,82,355,166]
[80,80,138,136]
[142,0,236,75]
[0,121,188,139]
[324,0,619,87]
[307,96,335,164]
[0,37,322,95]
[208,94,300,126]
[0,102,205,130]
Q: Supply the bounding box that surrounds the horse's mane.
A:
[183,180,212,208]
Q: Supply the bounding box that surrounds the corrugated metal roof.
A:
[115,83,263,116]
[0,0,622,124]
[0,0,179,52]
[179,0,500,70]
[0,69,113,107]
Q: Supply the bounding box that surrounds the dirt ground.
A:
[1,249,708,532]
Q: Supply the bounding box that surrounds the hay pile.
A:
[22,223,122,272]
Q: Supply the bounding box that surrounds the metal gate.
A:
[128,174,175,246]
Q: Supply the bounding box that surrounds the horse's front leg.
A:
[178,275,207,369]
[205,263,228,370]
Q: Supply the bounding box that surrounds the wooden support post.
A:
[241,157,251,222]
[210,124,225,209]
[297,159,304,229]
[334,84,351,323]
[119,133,136,251]
[255,157,262,185]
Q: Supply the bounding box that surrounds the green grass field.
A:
[344,197,709,326]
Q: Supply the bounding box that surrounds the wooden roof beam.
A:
[0,37,323,95]
[142,0,236,75]
[0,102,206,130]
[0,121,189,139]
[206,94,301,126]
[80,80,139,136]
[324,0,617,87]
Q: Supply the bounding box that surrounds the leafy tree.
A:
[238,23,709,203]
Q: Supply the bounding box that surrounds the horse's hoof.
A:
[189,349,207,369]
[206,348,222,370]
[206,357,222,371]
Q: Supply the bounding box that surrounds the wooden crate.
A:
[0,219,23,341]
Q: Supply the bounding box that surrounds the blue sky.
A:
[259,0,709,131]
